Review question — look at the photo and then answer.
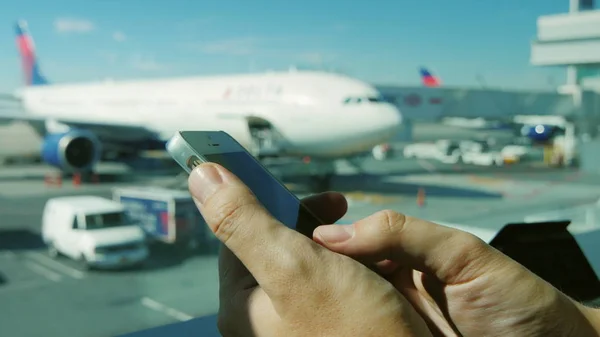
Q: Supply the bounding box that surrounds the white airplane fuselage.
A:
[18,71,403,158]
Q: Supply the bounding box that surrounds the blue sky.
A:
[0,0,583,92]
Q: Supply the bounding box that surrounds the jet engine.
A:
[520,124,557,142]
[41,129,102,172]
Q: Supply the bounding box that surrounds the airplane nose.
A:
[379,104,402,135]
[389,105,402,126]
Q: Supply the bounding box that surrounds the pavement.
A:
[0,188,222,337]
[0,121,40,163]
[0,120,513,164]
[2,121,600,336]
[2,156,600,336]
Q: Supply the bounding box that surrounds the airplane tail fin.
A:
[15,20,49,86]
[419,67,441,87]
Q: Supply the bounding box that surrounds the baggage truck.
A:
[112,186,217,252]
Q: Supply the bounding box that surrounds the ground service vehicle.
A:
[41,196,148,269]
[403,140,461,164]
[112,186,215,252]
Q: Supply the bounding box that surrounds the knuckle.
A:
[268,237,320,298]
[447,230,488,259]
[210,195,258,245]
[374,209,407,236]
[443,231,491,282]
[457,231,487,251]
[277,237,316,276]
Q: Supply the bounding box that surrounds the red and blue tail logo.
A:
[15,20,49,86]
[419,67,441,87]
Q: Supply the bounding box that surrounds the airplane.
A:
[0,20,402,187]
[369,67,443,161]
[419,67,441,87]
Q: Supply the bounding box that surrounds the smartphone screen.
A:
[200,151,323,237]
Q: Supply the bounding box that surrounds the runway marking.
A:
[0,250,17,258]
[26,252,85,280]
[24,261,62,282]
[0,279,49,295]
[467,175,507,186]
[141,297,194,322]
[417,159,436,173]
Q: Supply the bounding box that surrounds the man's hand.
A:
[314,211,600,337]
[189,163,432,337]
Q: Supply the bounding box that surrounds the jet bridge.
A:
[0,94,23,125]
[376,85,593,122]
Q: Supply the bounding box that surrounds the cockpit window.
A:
[367,96,383,103]
[344,97,359,104]
[343,96,384,104]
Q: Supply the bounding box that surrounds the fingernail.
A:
[316,225,354,244]
[189,164,223,205]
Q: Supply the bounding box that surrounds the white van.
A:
[41,196,149,269]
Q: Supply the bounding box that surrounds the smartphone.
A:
[166,130,324,236]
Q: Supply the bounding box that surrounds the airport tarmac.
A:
[2,154,600,337]
[2,120,599,336]
[0,120,513,164]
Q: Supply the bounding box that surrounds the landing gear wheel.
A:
[448,150,461,164]
[47,243,59,259]
[78,255,91,271]
[249,136,262,158]
[311,174,333,193]
[131,261,146,270]
[185,237,199,255]
[249,125,269,156]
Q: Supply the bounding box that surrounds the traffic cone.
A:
[44,173,62,187]
[43,174,51,187]
[417,187,426,207]
[73,173,81,187]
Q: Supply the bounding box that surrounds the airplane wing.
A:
[0,93,20,102]
[54,119,161,142]
[0,111,162,143]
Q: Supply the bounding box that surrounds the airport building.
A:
[531,0,600,92]
[530,0,600,172]
[377,1,599,121]
[375,1,600,170]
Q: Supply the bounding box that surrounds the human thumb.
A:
[188,163,298,290]
[313,210,501,284]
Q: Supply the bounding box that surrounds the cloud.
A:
[112,31,127,42]
[130,55,164,71]
[54,18,95,33]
